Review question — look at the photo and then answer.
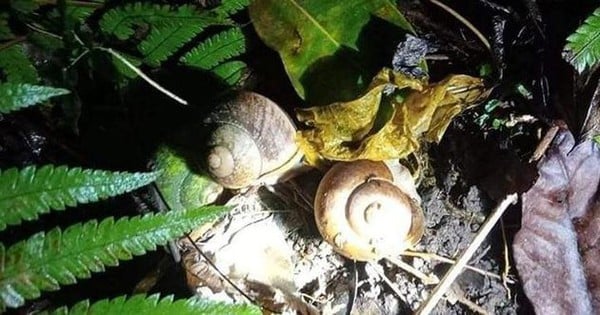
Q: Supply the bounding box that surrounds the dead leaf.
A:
[296,68,487,166]
[513,129,600,314]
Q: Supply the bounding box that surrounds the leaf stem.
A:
[416,193,518,315]
[428,0,491,51]
[97,47,188,105]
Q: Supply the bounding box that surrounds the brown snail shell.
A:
[314,160,425,261]
[203,91,302,189]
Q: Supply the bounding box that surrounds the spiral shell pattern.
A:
[314,160,424,261]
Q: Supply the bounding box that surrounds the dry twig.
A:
[416,194,518,315]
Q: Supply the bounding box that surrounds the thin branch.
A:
[429,0,491,51]
[416,193,518,315]
[0,36,27,52]
[401,250,503,280]
[97,47,188,105]
[35,0,105,8]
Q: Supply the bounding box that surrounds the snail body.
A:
[314,160,424,261]
[204,92,302,189]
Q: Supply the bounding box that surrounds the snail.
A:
[314,160,425,261]
[203,91,303,189]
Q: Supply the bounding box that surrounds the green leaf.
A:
[10,0,40,13]
[46,294,261,315]
[564,8,600,73]
[0,45,39,84]
[0,13,13,41]
[0,206,229,309]
[154,146,223,211]
[139,22,204,67]
[0,83,70,114]
[99,3,230,66]
[217,0,251,15]
[180,27,246,70]
[0,165,158,231]
[249,0,413,104]
[211,60,246,86]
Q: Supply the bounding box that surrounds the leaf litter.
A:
[514,128,600,314]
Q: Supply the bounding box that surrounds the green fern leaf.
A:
[180,27,246,70]
[100,3,229,66]
[217,0,250,15]
[564,8,600,73]
[0,45,39,84]
[63,1,105,24]
[0,83,70,114]
[212,60,247,86]
[0,166,157,231]
[10,0,40,13]
[0,13,13,41]
[139,22,204,67]
[0,206,229,309]
[46,294,261,315]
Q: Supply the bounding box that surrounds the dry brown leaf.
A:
[296,68,487,166]
[513,129,600,314]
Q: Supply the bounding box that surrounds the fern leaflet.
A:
[216,0,251,16]
[139,22,204,67]
[0,165,157,231]
[0,83,70,114]
[564,8,600,73]
[10,0,40,13]
[212,60,247,85]
[0,45,39,84]
[100,3,230,66]
[180,27,246,70]
[46,294,260,315]
[0,13,12,41]
[0,206,229,309]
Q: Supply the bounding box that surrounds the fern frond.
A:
[47,294,261,315]
[99,3,229,66]
[0,13,12,41]
[0,165,157,231]
[0,206,229,309]
[180,27,246,70]
[0,45,39,84]
[216,0,250,15]
[212,60,246,85]
[139,22,204,67]
[10,0,40,13]
[63,1,104,26]
[564,8,600,73]
[0,83,70,114]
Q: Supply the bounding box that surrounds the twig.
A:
[0,36,27,51]
[385,256,439,285]
[428,0,491,51]
[96,47,189,105]
[529,125,559,162]
[401,251,502,280]
[416,193,518,315]
[369,262,405,298]
[499,218,514,298]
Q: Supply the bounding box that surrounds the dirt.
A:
[178,122,530,314]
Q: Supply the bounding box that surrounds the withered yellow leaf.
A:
[296,69,487,166]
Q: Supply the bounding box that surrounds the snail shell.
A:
[203,91,302,189]
[314,160,425,261]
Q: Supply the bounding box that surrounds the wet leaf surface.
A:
[296,68,487,166]
[249,0,412,105]
[513,129,600,313]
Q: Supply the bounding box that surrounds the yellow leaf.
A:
[296,69,487,166]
